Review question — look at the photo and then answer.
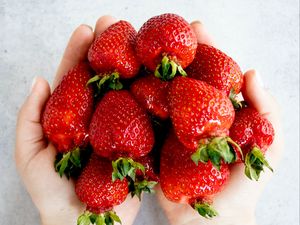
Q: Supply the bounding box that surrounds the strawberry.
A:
[160,132,230,218]
[125,154,159,200]
[41,63,94,177]
[130,75,169,119]
[136,13,197,80]
[89,90,155,185]
[168,76,241,169]
[136,154,159,183]
[230,107,274,180]
[76,154,128,225]
[87,20,140,92]
[186,43,243,107]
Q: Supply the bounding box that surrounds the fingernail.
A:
[254,71,265,88]
[79,24,93,31]
[30,76,37,93]
[191,20,202,26]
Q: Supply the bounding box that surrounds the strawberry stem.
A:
[245,146,273,181]
[87,72,123,94]
[191,137,241,170]
[154,55,187,81]
[77,210,121,225]
[112,158,145,182]
[193,202,218,219]
[229,89,246,110]
[129,179,158,200]
[112,158,158,199]
[55,147,82,178]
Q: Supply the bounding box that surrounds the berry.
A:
[186,43,243,96]
[230,107,274,180]
[76,154,128,225]
[136,13,197,80]
[88,20,140,79]
[130,75,169,119]
[168,76,239,169]
[160,133,230,218]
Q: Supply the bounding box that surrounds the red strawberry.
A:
[89,90,154,159]
[41,63,94,176]
[136,13,197,80]
[76,154,128,225]
[168,76,241,168]
[88,20,140,79]
[160,132,230,218]
[136,154,159,183]
[186,44,243,96]
[130,75,169,119]
[89,90,155,185]
[230,107,274,180]
[124,154,159,200]
[87,21,140,93]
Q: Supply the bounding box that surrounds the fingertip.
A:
[94,15,118,37]
[73,24,94,41]
[19,76,50,123]
[54,24,94,88]
[190,21,215,46]
[31,76,51,96]
[242,70,279,115]
[190,20,202,26]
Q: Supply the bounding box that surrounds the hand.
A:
[156,21,284,225]
[15,16,141,225]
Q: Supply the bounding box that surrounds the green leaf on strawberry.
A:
[112,158,145,182]
[245,146,273,181]
[191,137,242,170]
[194,202,218,219]
[87,73,123,96]
[77,211,121,225]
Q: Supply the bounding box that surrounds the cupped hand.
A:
[15,16,141,225]
[156,21,284,225]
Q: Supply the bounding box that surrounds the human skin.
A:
[15,16,141,225]
[15,16,283,225]
[156,21,284,225]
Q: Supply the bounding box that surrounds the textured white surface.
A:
[0,0,299,225]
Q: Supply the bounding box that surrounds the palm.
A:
[157,71,283,225]
[15,16,142,225]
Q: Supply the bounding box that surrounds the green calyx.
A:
[55,147,81,178]
[245,147,273,181]
[229,89,246,110]
[154,55,187,81]
[129,179,158,201]
[112,158,158,199]
[77,210,121,225]
[191,137,243,170]
[112,158,145,182]
[87,72,123,93]
[193,202,218,219]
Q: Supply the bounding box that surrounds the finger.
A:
[242,70,284,167]
[54,24,94,89]
[15,77,51,170]
[94,15,118,37]
[190,21,215,46]
[242,70,279,116]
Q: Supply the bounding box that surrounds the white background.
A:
[0,0,299,224]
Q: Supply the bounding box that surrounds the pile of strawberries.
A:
[41,13,275,224]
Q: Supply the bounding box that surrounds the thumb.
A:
[15,76,51,171]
